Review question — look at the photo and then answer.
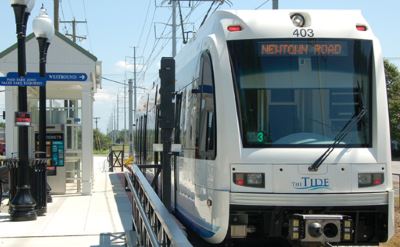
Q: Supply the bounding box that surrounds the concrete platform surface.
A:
[0,156,132,247]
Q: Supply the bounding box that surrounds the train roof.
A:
[185,9,373,44]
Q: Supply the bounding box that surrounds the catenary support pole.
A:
[273,0,279,9]
[159,57,175,211]
[129,79,133,156]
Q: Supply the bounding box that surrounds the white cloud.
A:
[114,60,145,73]
[94,89,114,102]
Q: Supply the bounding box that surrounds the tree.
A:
[385,59,400,158]
[93,129,112,151]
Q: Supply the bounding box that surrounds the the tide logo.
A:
[292,177,330,190]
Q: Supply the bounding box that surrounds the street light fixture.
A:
[9,0,37,221]
[33,5,54,216]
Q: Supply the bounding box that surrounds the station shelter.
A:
[0,31,101,195]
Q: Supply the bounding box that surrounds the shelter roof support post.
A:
[5,88,18,157]
[81,84,93,194]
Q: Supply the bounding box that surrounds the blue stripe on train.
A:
[175,205,218,239]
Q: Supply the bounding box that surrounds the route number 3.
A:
[293,29,314,38]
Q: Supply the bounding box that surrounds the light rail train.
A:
[134,9,394,246]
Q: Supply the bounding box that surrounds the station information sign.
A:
[35,132,65,168]
[15,112,32,126]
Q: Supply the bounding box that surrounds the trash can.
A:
[30,156,48,216]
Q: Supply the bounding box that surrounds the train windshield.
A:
[228,39,373,147]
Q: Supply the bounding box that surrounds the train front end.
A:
[219,10,394,246]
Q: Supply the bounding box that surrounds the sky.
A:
[0,0,399,133]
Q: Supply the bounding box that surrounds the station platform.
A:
[0,156,133,247]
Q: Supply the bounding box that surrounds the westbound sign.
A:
[47,72,87,81]
[0,72,88,86]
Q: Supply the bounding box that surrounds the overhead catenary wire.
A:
[138,1,203,83]
[140,4,158,59]
[136,0,153,48]
[67,0,75,18]
[255,0,271,10]
[82,0,93,52]
[200,1,216,27]
[102,76,148,90]
[102,76,127,86]
[59,0,69,34]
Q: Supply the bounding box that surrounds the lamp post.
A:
[33,5,54,216]
[9,0,37,221]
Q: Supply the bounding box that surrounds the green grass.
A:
[93,149,110,155]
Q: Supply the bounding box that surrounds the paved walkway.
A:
[0,156,132,247]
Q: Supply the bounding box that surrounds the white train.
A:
[135,9,394,246]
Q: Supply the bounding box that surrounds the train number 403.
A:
[293,29,314,38]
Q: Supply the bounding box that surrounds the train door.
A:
[172,92,183,211]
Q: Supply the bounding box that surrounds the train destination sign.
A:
[259,42,347,57]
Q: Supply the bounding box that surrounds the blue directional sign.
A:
[0,73,45,86]
[6,72,88,83]
[47,72,87,81]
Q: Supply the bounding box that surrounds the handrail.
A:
[125,165,192,247]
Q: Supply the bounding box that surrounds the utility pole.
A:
[94,117,100,130]
[172,1,177,57]
[54,0,59,32]
[128,79,133,156]
[59,18,87,43]
[117,93,119,136]
[133,47,137,126]
[273,0,279,9]
[113,110,116,143]
[124,77,127,144]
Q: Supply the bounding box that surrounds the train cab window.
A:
[228,38,372,148]
[195,52,217,159]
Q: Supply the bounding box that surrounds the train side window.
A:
[196,52,217,160]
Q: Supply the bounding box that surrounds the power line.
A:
[82,0,93,52]
[255,0,270,9]
[136,0,153,47]
[67,0,75,18]
[102,76,148,90]
[140,6,158,59]
[59,0,69,34]
[200,1,215,27]
[102,76,127,86]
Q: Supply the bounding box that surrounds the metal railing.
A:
[108,145,125,172]
[124,165,192,247]
[0,153,49,215]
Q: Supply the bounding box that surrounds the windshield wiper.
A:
[308,107,366,172]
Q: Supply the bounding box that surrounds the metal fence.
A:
[0,155,49,215]
[124,165,192,247]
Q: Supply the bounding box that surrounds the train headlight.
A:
[233,173,265,188]
[358,173,384,187]
[289,216,305,240]
[289,214,352,243]
[341,218,353,242]
[291,13,305,27]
